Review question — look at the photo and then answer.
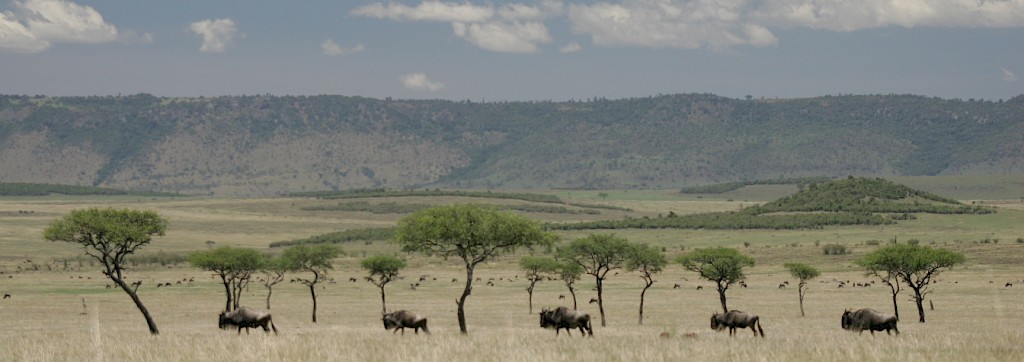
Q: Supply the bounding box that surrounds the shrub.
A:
[865,240,881,246]
[823,244,848,255]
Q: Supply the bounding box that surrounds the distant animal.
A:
[219,307,278,335]
[558,294,565,299]
[539,307,593,337]
[673,284,681,289]
[1006,283,1013,287]
[349,277,358,282]
[696,286,703,290]
[3,294,10,299]
[659,331,670,338]
[588,297,598,304]
[778,283,786,289]
[451,278,458,283]
[711,310,764,337]
[382,310,429,335]
[841,308,899,335]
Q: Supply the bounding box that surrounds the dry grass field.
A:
[2,189,1024,361]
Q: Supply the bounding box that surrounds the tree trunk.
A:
[457,266,474,334]
[596,277,606,327]
[639,280,652,325]
[309,284,318,323]
[889,283,900,321]
[913,288,926,322]
[265,285,273,310]
[380,286,387,315]
[114,278,159,335]
[717,282,729,313]
[569,285,578,309]
[798,286,806,317]
[527,280,537,314]
[220,276,232,312]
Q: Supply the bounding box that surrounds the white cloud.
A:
[352,1,554,53]
[1004,68,1018,83]
[321,38,364,55]
[189,18,237,53]
[560,41,582,53]
[351,1,493,23]
[0,0,119,53]
[452,21,551,53]
[753,0,1024,31]
[401,73,445,91]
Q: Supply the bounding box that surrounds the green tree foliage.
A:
[43,208,167,335]
[519,256,561,314]
[396,204,556,334]
[282,244,342,323]
[784,263,821,317]
[857,244,965,323]
[628,243,666,325]
[557,262,585,309]
[361,255,407,315]
[677,247,756,313]
[188,247,266,312]
[558,233,633,327]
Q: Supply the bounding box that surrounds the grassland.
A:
[2,182,1024,361]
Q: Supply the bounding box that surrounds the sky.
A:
[1,0,1022,101]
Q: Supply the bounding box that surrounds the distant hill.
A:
[553,177,994,231]
[1,93,1022,196]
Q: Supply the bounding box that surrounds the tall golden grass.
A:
[1,193,1024,361]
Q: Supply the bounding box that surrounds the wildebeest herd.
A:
[216,305,899,339]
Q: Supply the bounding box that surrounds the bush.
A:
[907,239,920,245]
[865,240,881,246]
[823,244,848,255]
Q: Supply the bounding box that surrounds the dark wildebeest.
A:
[219,307,278,335]
[711,310,765,337]
[841,308,899,335]
[382,310,429,335]
[539,307,593,337]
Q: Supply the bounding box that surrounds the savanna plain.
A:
[1,178,1024,362]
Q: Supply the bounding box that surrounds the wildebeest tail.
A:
[270,316,279,335]
[755,317,764,338]
[422,320,430,334]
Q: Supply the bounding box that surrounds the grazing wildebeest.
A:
[778,283,786,289]
[539,307,593,337]
[588,297,598,304]
[1006,283,1013,287]
[711,310,764,337]
[382,310,429,335]
[3,294,10,299]
[696,285,703,290]
[841,308,899,335]
[219,307,278,335]
[673,284,681,289]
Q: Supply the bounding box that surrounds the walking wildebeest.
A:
[841,308,899,335]
[218,307,278,335]
[382,310,429,335]
[539,307,593,337]
[711,310,764,337]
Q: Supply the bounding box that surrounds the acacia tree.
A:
[628,243,666,325]
[519,256,560,314]
[189,246,265,311]
[677,247,755,313]
[858,244,965,322]
[783,262,820,317]
[558,262,585,309]
[282,244,341,323]
[396,204,556,334]
[361,255,407,315]
[558,233,633,327]
[857,253,903,320]
[261,256,288,310]
[43,208,167,335]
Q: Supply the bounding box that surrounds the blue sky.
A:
[1,0,1022,101]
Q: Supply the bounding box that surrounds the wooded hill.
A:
[1,93,1022,196]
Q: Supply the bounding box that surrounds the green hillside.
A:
[1,93,1022,196]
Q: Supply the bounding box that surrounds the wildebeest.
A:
[841,308,899,335]
[218,307,278,335]
[711,310,764,337]
[539,307,593,337]
[382,310,429,335]
[588,297,598,304]
[3,294,10,299]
